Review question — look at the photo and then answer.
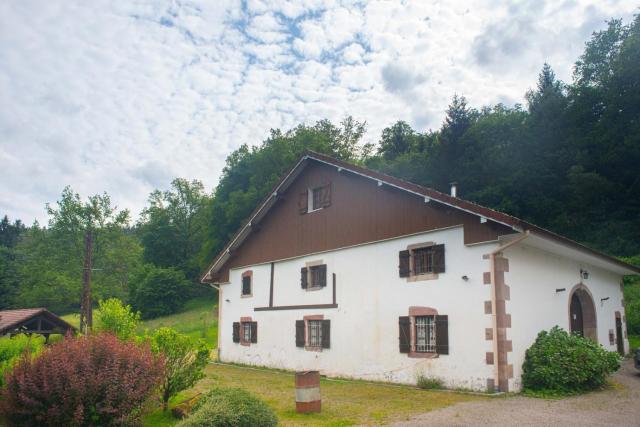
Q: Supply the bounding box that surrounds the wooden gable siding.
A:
[216,161,514,282]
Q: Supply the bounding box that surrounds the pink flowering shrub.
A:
[0,332,164,426]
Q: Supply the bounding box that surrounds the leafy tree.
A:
[0,216,25,248]
[151,327,209,410]
[0,246,19,309]
[361,16,640,257]
[12,188,141,315]
[130,265,191,319]
[377,121,418,160]
[0,215,25,309]
[139,179,209,282]
[432,94,478,190]
[95,298,141,341]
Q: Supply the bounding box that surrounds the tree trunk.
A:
[80,228,93,334]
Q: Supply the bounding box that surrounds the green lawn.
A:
[61,298,218,348]
[143,363,489,427]
[62,302,486,425]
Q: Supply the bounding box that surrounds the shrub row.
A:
[0,333,163,426]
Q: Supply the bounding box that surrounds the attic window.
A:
[312,187,323,210]
[298,182,332,214]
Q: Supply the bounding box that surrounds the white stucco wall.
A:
[217,226,628,392]
[219,226,497,390]
[505,243,627,391]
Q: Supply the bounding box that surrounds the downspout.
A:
[488,230,530,392]
[209,283,221,360]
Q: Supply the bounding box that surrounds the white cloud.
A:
[0,0,636,224]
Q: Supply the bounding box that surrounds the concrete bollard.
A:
[295,370,321,413]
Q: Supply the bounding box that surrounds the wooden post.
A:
[79,228,93,334]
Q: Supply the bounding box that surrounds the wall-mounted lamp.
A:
[555,288,566,293]
[580,269,589,280]
[225,299,230,303]
[461,275,469,282]
[600,296,609,307]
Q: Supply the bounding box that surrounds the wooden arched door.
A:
[570,293,584,336]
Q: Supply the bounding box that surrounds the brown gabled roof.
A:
[201,151,640,282]
[0,308,76,335]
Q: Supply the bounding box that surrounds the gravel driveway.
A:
[391,358,640,427]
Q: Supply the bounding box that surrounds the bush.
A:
[416,373,444,390]
[522,326,620,394]
[130,265,191,319]
[95,298,141,340]
[177,387,278,427]
[151,327,210,410]
[0,335,45,388]
[0,333,164,426]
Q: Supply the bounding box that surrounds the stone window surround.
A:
[303,314,324,352]
[239,316,253,347]
[405,242,439,282]
[407,306,439,359]
[304,260,326,291]
[241,270,253,298]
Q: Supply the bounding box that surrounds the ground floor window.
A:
[233,320,257,345]
[296,317,330,350]
[399,311,448,356]
[415,316,435,353]
[308,320,323,348]
[242,322,252,342]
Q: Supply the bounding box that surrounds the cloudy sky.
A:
[0,0,636,224]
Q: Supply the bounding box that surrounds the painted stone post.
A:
[295,370,321,413]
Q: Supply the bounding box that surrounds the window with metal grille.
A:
[242,322,251,342]
[242,276,251,296]
[309,265,325,288]
[415,316,435,352]
[413,246,434,275]
[308,320,322,347]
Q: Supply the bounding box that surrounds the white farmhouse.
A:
[201,151,638,392]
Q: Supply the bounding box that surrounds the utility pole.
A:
[79,228,93,334]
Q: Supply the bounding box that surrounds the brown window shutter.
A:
[295,320,305,347]
[433,244,445,273]
[301,267,308,289]
[399,316,411,353]
[321,319,331,349]
[318,265,327,287]
[320,182,332,208]
[298,190,308,214]
[251,322,258,343]
[232,322,240,343]
[435,315,449,355]
[399,250,411,277]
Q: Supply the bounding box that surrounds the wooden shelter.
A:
[0,308,76,342]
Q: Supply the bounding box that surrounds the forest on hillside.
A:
[0,17,638,329]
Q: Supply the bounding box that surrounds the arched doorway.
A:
[569,285,597,341]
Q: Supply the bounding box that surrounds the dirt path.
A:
[391,359,640,426]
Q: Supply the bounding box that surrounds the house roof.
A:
[201,151,640,282]
[0,308,76,335]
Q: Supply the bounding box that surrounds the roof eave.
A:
[200,151,640,281]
